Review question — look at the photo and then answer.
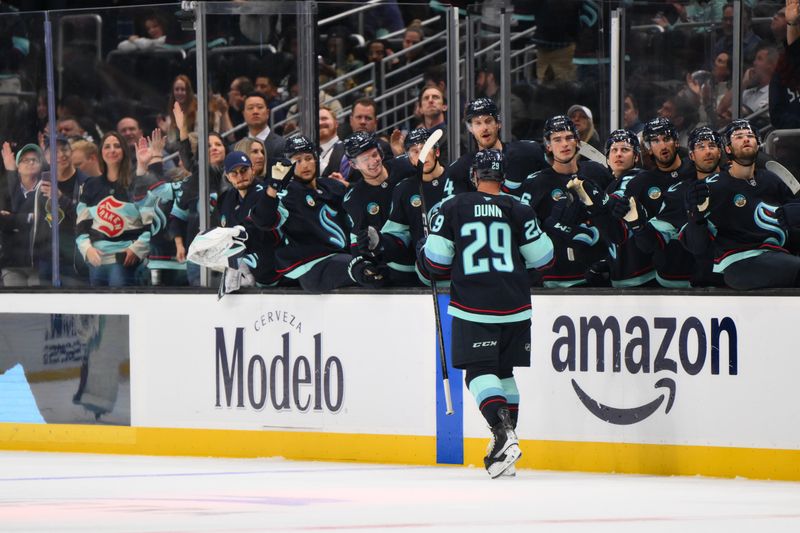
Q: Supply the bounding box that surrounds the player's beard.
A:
[730,146,757,166]
[654,149,678,170]
[694,157,719,174]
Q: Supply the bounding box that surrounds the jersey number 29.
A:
[461,221,514,275]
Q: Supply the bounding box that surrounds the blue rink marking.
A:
[435,294,464,465]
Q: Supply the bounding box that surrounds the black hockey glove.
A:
[356,226,384,259]
[543,197,582,241]
[570,178,608,212]
[684,180,710,216]
[348,255,388,288]
[268,160,295,192]
[608,195,630,220]
[777,202,800,231]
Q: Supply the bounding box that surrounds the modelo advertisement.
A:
[464,295,800,451]
[130,294,437,436]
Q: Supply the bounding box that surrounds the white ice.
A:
[1,451,799,532]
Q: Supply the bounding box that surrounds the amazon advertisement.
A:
[462,294,799,450]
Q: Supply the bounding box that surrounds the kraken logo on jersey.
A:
[95,196,125,237]
[319,204,347,248]
[410,194,422,208]
[551,188,566,201]
[734,194,747,208]
[306,194,316,207]
[667,182,681,193]
[367,202,380,215]
[647,186,662,200]
[754,202,785,246]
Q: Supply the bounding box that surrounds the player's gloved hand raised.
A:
[268,160,295,192]
[684,180,710,215]
[356,226,384,259]
[608,194,630,220]
[568,178,608,210]
[776,202,800,230]
[543,197,581,240]
[621,196,647,232]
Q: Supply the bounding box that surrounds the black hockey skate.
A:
[484,407,521,479]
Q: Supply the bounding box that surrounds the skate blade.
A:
[487,444,522,479]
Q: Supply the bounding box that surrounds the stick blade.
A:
[766,160,800,195]
[419,128,444,166]
[579,141,607,165]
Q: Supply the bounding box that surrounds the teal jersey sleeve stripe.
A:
[520,234,554,269]
[424,234,455,265]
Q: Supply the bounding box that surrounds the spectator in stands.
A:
[57,118,87,142]
[658,91,701,147]
[771,0,800,129]
[76,131,150,287]
[36,135,89,286]
[281,73,344,136]
[401,23,425,63]
[0,142,43,286]
[71,140,102,178]
[227,76,254,132]
[623,93,645,135]
[169,103,228,286]
[568,104,603,151]
[769,6,789,48]
[243,92,285,172]
[254,75,283,112]
[167,75,198,151]
[117,117,143,153]
[116,11,168,52]
[476,62,500,102]
[742,44,779,126]
[530,1,581,83]
[331,98,392,182]
[319,105,341,175]
[367,39,392,65]
[233,137,267,180]
[714,4,762,64]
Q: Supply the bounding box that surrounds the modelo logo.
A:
[215,315,344,412]
[551,315,737,425]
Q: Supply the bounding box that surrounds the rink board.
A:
[0,291,799,480]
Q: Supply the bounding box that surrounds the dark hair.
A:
[243,91,269,108]
[99,131,132,189]
[419,85,447,105]
[352,97,377,116]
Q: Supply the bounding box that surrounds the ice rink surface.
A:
[1,451,800,532]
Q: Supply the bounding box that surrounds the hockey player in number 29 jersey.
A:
[417,149,553,478]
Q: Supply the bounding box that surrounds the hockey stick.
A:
[579,141,607,165]
[766,161,800,195]
[417,128,454,416]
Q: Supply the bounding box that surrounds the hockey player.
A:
[442,97,547,199]
[417,149,554,478]
[517,115,612,287]
[355,128,447,285]
[584,129,656,287]
[249,135,385,291]
[216,151,281,287]
[342,131,411,249]
[622,126,724,287]
[682,119,800,289]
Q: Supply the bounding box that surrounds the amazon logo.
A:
[551,315,738,425]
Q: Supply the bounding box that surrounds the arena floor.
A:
[1,451,799,532]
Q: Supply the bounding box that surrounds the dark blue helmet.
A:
[404,127,434,150]
[604,129,640,156]
[543,115,579,143]
[344,131,380,159]
[724,119,761,147]
[471,149,504,182]
[284,135,317,159]
[688,126,723,151]
[642,117,678,145]
[464,97,499,123]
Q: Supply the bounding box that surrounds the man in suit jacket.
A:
[244,91,285,171]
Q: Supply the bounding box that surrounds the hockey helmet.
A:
[642,117,678,144]
[543,115,579,143]
[464,97,499,123]
[688,126,723,151]
[723,119,761,147]
[404,127,435,150]
[471,149,504,182]
[284,134,318,159]
[344,131,380,159]
[604,129,641,156]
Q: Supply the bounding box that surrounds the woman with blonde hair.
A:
[233,137,267,179]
